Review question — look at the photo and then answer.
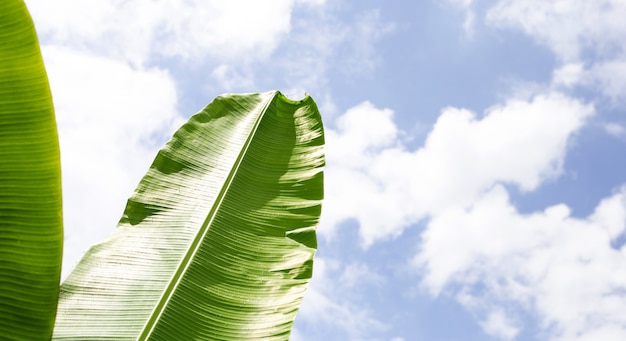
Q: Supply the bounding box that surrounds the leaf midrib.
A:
[137,92,277,340]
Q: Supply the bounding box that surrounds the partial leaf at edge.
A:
[0,1,64,340]
[53,91,324,340]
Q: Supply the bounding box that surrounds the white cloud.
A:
[415,185,626,340]
[27,0,298,65]
[321,92,593,246]
[42,45,184,277]
[319,91,597,338]
[479,308,520,341]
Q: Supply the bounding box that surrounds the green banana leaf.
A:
[0,1,64,340]
[54,91,324,340]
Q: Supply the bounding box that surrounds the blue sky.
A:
[25,0,626,340]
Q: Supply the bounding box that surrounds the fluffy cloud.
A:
[416,185,626,341]
[42,45,184,277]
[322,92,593,246]
[27,0,299,65]
[320,90,598,339]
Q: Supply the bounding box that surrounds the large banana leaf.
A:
[53,91,324,340]
[0,1,63,340]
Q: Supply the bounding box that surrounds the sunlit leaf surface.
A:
[54,91,324,340]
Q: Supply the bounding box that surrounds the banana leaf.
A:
[53,91,324,340]
[0,1,64,340]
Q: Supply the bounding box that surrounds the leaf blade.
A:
[54,91,324,340]
[0,1,63,339]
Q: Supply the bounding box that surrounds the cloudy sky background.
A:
[25,0,626,340]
